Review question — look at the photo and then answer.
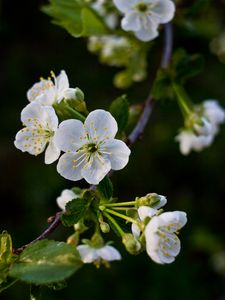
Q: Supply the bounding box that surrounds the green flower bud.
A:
[64,88,87,114]
[67,233,79,246]
[100,222,110,233]
[122,233,141,255]
[136,193,167,209]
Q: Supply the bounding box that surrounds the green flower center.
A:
[136,3,148,13]
[87,143,98,153]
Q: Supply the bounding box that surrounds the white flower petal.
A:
[135,25,158,42]
[14,128,47,155]
[176,130,214,155]
[154,195,167,209]
[81,155,111,184]
[85,109,118,141]
[35,88,57,106]
[55,70,69,103]
[27,79,55,104]
[121,12,141,31]
[44,140,60,164]
[77,245,98,263]
[55,119,87,152]
[57,152,85,181]
[151,0,175,24]
[97,245,121,261]
[44,106,59,131]
[203,100,225,125]
[113,0,138,13]
[158,211,187,228]
[138,206,157,220]
[56,189,78,210]
[145,211,187,264]
[21,102,48,127]
[131,223,141,238]
[101,139,131,170]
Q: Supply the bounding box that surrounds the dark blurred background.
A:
[1,0,225,299]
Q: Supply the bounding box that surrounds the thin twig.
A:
[15,212,62,254]
[127,22,173,146]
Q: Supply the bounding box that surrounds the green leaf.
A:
[0,231,13,264]
[173,49,204,84]
[0,231,15,285]
[42,0,109,38]
[9,240,82,285]
[61,197,90,227]
[110,95,129,132]
[97,176,113,201]
[152,68,174,101]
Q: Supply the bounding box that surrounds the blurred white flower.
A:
[14,102,60,164]
[27,70,76,106]
[56,189,79,210]
[92,0,118,29]
[55,109,131,184]
[176,100,225,155]
[145,211,187,264]
[113,0,175,41]
[210,32,225,63]
[77,244,121,263]
[88,35,131,66]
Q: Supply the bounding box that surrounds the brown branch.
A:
[127,22,173,146]
[15,212,62,254]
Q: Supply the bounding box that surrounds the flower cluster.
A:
[113,0,175,42]
[176,100,225,155]
[14,70,131,184]
[57,190,187,265]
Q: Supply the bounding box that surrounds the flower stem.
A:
[103,208,140,225]
[103,211,125,237]
[104,201,136,207]
[173,83,193,118]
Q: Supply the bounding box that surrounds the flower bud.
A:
[64,87,87,114]
[67,233,79,246]
[122,233,141,255]
[100,222,110,233]
[136,193,167,209]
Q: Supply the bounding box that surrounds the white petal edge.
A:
[45,140,61,164]
[102,139,131,170]
[77,245,98,263]
[84,109,118,141]
[97,245,121,261]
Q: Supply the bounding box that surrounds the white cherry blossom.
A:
[77,244,121,263]
[113,0,175,42]
[27,70,76,106]
[55,109,131,184]
[145,211,187,264]
[176,100,225,155]
[14,102,60,164]
[56,189,79,211]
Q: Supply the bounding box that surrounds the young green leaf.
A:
[42,0,109,38]
[98,176,113,201]
[110,95,129,132]
[61,197,90,227]
[9,240,82,285]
